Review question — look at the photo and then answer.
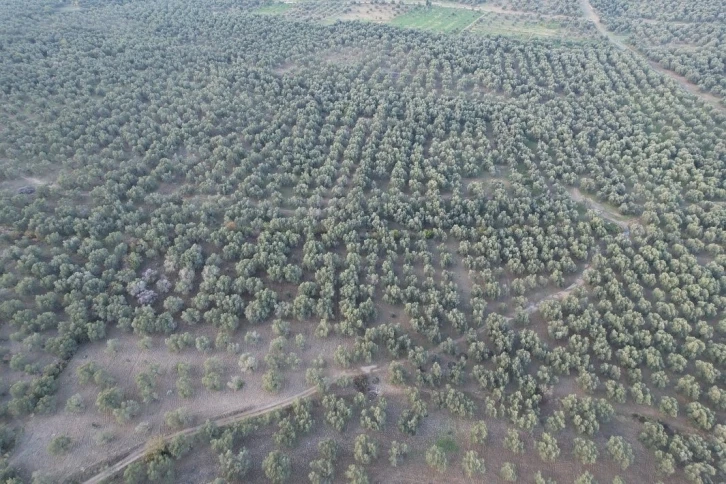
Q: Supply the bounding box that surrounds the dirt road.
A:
[81,387,317,484]
[523,269,589,313]
[80,363,384,484]
[569,187,634,232]
[579,0,626,49]
[461,13,485,32]
[579,0,724,112]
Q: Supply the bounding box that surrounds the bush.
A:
[113,400,141,424]
[353,434,378,465]
[202,357,224,391]
[219,448,250,480]
[573,438,598,465]
[227,376,245,391]
[389,441,409,467]
[262,369,283,393]
[238,353,258,373]
[462,450,485,477]
[500,462,517,482]
[96,387,123,413]
[425,444,448,473]
[535,432,560,462]
[105,339,120,355]
[48,435,72,455]
[344,464,368,484]
[470,420,488,444]
[606,436,634,470]
[164,407,191,429]
[65,393,85,414]
[262,450,290,484]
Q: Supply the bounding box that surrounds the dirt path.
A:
[79,364,382,484]
[80,387,318,484]
[444,262,590,351]
[523,268,589,313]
[460,13,485,32]
[579,0,626,48]
[579,0,724,113]
[569,187,634,233]
[22,176,49,186]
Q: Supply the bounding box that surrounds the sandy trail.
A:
[80,387,317,484]
[523,269,589,313]
[569,187,635,232]
[460,13,485,32]
[444,262,590,351]
[579,0,724,112]
[79,365,380,484]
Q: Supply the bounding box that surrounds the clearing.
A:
[79,365,380,483]
[329,3,407,23]
[81,388,317,484]
[402,0,575,19]
[10,321,350,482]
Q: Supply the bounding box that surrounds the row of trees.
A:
[592,0,725,22]
[603,16,725,101]
[0,0,724,481]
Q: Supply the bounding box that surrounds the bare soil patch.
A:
[0,173,57,194]
[322,46,369,66]
[272,62,299,75]
[569,187,635,231]
[57,5,83,13]
[10,320,350,482]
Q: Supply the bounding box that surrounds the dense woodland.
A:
[0,0,725,483]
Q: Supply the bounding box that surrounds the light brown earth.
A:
[77,361,382,483]
[569,187,636,231]
[81,387,317,484]
[10,320,353,482]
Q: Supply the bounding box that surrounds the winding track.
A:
[579,0,724,113]
[460,13,485,33]
[569,187,634,231]
[81,387,317,484]
[81,364,383,484]
[28,4,724,483]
